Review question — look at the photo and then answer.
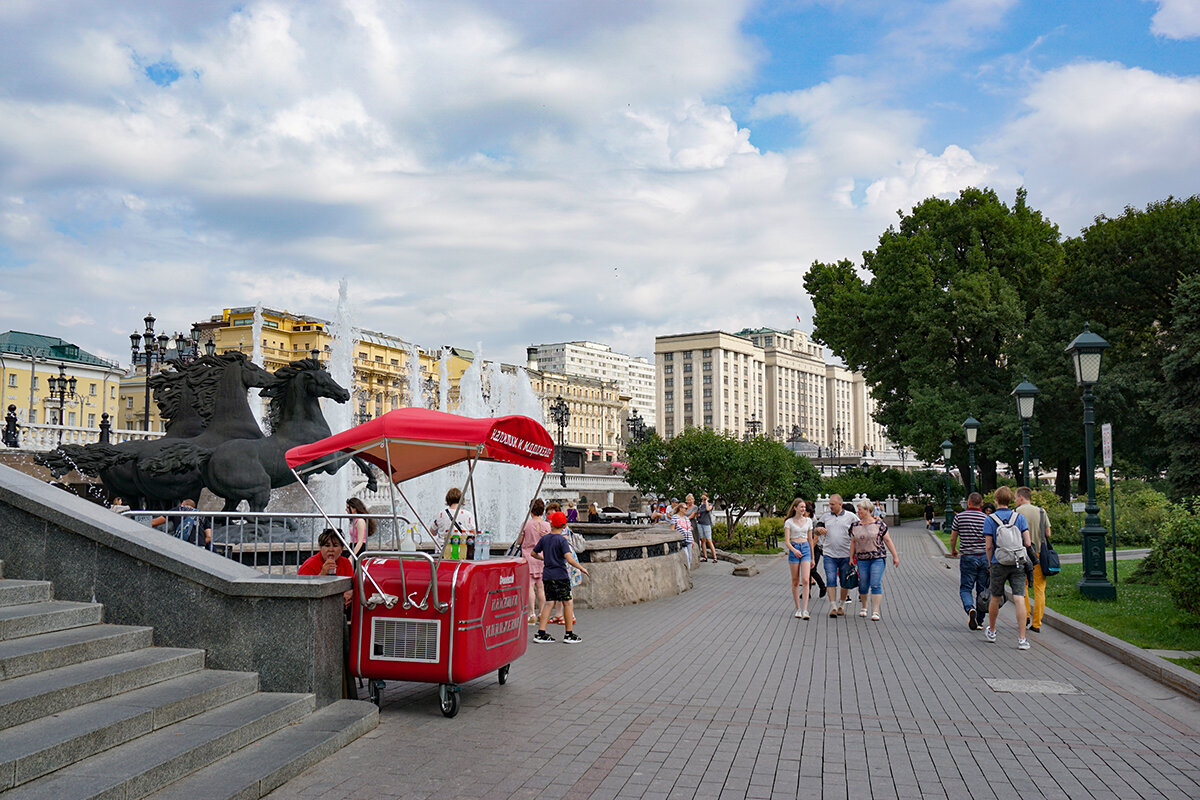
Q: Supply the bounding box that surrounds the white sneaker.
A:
[794,609,803,618]
[985,627,997,643]
[1017,638,1030,650]
[801,610,810,620]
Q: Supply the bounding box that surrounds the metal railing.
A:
[17,423,163,451]
[122,510,427,575]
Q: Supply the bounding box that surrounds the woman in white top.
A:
[784,497,816,619]
[430,487,476,552]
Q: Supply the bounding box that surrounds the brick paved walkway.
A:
[267,522,1200,800]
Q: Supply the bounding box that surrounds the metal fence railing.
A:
[122,510,425,575]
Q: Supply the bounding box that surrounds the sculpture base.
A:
[1077,577,1116,601]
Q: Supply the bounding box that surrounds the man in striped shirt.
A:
[950,492,989,631]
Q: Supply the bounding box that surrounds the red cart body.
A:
[350,556,529,685]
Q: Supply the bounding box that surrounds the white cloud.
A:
[985,60,1200,231]
[1150,0,1200,39]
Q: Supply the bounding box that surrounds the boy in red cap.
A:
[532,511,589,643]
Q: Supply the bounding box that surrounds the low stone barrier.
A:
[571,524,691,608]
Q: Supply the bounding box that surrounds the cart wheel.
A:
[498,664,510,685]
[438,684,460,718]
[368,680,385,707]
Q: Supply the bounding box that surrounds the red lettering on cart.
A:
[489,429,552,459]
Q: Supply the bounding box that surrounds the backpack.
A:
[989,511,1025,566]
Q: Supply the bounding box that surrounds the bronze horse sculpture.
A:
[145,358,377,512]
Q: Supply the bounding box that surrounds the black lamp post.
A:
[962,416,979,495]
[130,313,169,432]
[1066,324,1116,600]
[3,404,18,448]
[550,395,570,488]
[941,439,955,532]
[356,399,370,425]
[1012,378,1040,486]
[48,366,77,443]
[745,416,761,440]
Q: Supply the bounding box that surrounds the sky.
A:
[1,0,1198,368]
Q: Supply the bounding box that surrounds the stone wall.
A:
[572,527,692,608]
[0,464,349,706]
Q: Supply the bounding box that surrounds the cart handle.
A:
[358,549,449,613]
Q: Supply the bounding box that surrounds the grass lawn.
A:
[1044,561,1200,656]
[1168,657,1200,676]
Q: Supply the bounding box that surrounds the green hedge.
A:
[1156,503,1200,614]
[712,517,785,553]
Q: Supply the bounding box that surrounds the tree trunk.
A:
[979,458,998,494]
[1055,459,1072,502]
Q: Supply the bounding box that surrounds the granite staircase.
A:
[0,575,377,800]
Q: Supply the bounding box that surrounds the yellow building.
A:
[0,331,124,432]
[196,307,473,421]
[523,367,628,463]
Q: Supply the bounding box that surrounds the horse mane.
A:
[260,358,323,433]
[148,362,198,423]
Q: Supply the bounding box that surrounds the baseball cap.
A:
[548,511,568,528]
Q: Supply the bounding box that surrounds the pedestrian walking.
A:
[850,499,899,620]
[785,498,815,619]
[924,500,935,530]
[951,492,989,630]
[669,501,694,568]
[806,500,827,598]
[983,486,1032,649]
[815,494,856,618]
[1015,486,1051,633]
[521,498,550,624]
[532,511,588,644]
[694,492,717,562]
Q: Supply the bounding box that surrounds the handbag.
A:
[1039,539,1061,576]
[838,560,859,590]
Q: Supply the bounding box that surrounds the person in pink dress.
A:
[521,498,550,623]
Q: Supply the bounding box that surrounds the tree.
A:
[1161,272,1200,500]
[804,187,1063,489]
[624,428,796,545]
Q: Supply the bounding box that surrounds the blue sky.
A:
[0,0,1198,375]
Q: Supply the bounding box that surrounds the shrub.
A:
[712,517,785,553]
[1157,503,1200,615]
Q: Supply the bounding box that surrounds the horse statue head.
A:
[260,358,350,434]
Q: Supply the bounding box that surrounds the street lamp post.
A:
[628,409,646,443]
[1067,324,1116,600]
[550,396,570,488]
[48,366,77,444]
[941,439,955,533]
[1031,454,1040,489]
[1012,378,1040,486]
[962,416,979,495]
[130,313,170,432]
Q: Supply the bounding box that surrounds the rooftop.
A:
[0,331,121,369]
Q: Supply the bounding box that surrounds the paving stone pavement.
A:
[266,522,1200,800]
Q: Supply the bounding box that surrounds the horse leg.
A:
[352,456,378,492]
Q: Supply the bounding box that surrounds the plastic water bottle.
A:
[477,530,491,561]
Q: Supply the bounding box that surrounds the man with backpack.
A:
[1015,486,1052,633]
[983,486,1033,650]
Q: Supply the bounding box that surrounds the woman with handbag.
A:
[784,498,816,619]
[850,499,900,621]
[521,499,550,624]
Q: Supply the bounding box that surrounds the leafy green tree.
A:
[1161,272,1200,500]
[624,428,796,546]
[804,187,1063,490]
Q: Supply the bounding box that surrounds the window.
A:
[702,361,711,371]
[89,383,97,396]
[663,353,673,362]
[704,415,713,425]
[111,386,116,398]
[6,375,14,387]
[703,349,712,357]
[683,389,692,399]
[126,398,133,409]
[682,364,692,373]
[683,377,692,386]
[664,391,673,401]
[702,388,711,398]
[87,413,96,427]
[703,375,712,385]
[682,351,691,359]
[375,355,383,363]
[664,378,673,388]
[68,412,76,426]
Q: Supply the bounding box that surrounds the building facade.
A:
[196,307,474,422]
[526,341,655,423]
[654,327,896,454]
[0,332,124,431]
[522,367,628,464]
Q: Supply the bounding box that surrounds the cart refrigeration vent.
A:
[371,618,441,663]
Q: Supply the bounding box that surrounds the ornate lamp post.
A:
[1066,324,1116,600]
[628,409,646,442]
[3,404,19,448]
[745,416,761,440]
[130,313,170,432]
[48,366,77,444]
[1012,378,1040,486]
[941,439,955,533]
[356,399,370,425]
[962,415,980,495]
[550,395,570,488]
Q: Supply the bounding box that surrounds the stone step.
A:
[0,645,206,730]
[0,600,104,641]
[0,580,53,608]
[145,700,380,800]
[0,623,154,684]
[0,670,260,790]
[0,692,317,800]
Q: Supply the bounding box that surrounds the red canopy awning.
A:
[285,408,554,483]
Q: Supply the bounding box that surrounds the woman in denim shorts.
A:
[784,498,815,619]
